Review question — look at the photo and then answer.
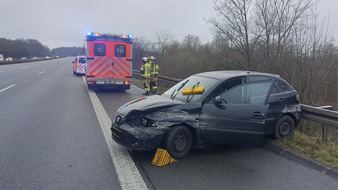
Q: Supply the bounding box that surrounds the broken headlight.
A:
[126,111,157,128]
[139,117,157,128]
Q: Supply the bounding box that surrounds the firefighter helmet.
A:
[149,56,155,61]
[142,57,148,62]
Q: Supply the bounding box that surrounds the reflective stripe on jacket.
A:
[140,62,151,78]
[151,63,159,75]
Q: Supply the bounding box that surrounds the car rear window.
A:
[273,78,292,92]
[94,43,106,56]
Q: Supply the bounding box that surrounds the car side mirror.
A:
[214,96,222,105]
[72,61,75,63]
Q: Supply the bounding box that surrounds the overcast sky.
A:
[0,0,337,49]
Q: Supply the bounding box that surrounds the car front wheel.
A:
[274,115,295,140]
[163,126,193,159]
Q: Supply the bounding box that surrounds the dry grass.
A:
[277,131,338,169]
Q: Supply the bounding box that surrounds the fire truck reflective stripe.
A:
[93,61,110,77]
[100,63,112,76]
[89,56,105,73]
[116,57,131,69]
[94,59,125,78]
[111,57,130,76]
[89,56,105,70]
[105,62,124,77]
[90,57,108,76]
[113,62,129,77]
[111,60,129,77]
[91,56,106,70]
[99,54,128,77]
[93,58,120,77]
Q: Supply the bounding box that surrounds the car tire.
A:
[274,115,295,140]
[163,126,193,159]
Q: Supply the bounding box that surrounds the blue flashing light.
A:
[87,32,93,36]
[128,34,133,38]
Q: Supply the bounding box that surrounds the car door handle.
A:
[279,98,285,102]
[111,62,114,66]
[253,112,265,117]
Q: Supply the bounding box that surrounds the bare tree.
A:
[208,0,261,70]
[132,37,152,70]
[152,30,176,57]
[255,0,314,73]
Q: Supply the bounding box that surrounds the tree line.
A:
[0,37,84,59]
[0,38,50,59]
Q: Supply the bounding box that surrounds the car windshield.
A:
[79,58,86,63]
[163,75,219,102]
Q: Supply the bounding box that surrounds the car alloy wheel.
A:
[274,115,295,140]
[163,126,193,159]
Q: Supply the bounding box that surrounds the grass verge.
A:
[277,131,338,169]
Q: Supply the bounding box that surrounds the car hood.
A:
[117,95,183,115]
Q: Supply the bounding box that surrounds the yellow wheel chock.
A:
[151,148,177,167]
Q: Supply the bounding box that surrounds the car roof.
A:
[194,70,280,80]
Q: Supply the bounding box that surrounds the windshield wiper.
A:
[186,82,200,102]
[170,79,189,100]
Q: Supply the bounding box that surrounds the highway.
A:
[1,57,337,190]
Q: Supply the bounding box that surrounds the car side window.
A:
[220,81,273,105]
[210,77,245,98]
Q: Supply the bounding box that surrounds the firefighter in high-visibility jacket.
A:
[149,56,159,94]
[140,56,151,95]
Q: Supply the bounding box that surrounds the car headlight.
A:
[121,111,157,128]
[114,114,124,126]
[129,115,156,128]
[139,117,157,127]
[140,117,148,127]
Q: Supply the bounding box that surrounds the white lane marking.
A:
[22,66,28,69]
[51,67,55,69]
[38,71,45,75]
[83,77,148,190]
[0,71,4,73]
[0,84,16,93]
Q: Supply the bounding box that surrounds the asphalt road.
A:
[1,57,338,190]
[0,58,121,190]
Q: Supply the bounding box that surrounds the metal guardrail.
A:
[133,70,338,141]
[301,104,338,141]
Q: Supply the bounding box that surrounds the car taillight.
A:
[124,81,130,85]
[88,81,96,84]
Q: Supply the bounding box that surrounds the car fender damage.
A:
[113,108,199,150]
[147,109,197,128]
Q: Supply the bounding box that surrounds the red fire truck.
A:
[84,32,133,90]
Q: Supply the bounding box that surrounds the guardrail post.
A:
[322,124,328,142]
